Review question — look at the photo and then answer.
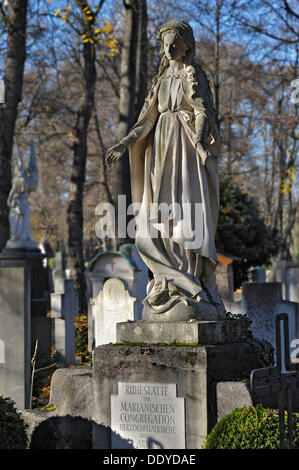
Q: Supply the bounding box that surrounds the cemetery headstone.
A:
[86,246,147,350]
[0,267,31,410]
[93,277,136,346]
[250,266,266,282]
[92,19,262,450]
[285,264,299,304]
[215,253,235,303]
[0,139,51,367]
[241,282,299,365]
[51,250,78,364]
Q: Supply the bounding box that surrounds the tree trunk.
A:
[67,1,97,313]
[134,0,148,121]
[214,0,221,126]
[0,0,28,250]
[109,0,147,249]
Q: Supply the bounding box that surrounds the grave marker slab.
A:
[50,251,78,364]
[0,267,31,410]
[93,277,136,346]
[285,265,299,303]
[87,246,148,351]
[241,282,299,365]
[111,381,185,449]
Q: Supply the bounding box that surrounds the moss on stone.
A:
[112,341,204,347]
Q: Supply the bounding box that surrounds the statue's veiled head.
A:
[157,19,195,66]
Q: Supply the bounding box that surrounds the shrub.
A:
[75,314,91,362]
[0,396,28,449]
[205,404,299,449]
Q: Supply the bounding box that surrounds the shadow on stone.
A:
[147,437,164,449]
[30,416,93,449]
[29,416,136,449]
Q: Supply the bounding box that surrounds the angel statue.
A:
[106,19,226,321]
[6,139,39,250]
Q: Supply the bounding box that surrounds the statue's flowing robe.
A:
[128,65,221,306]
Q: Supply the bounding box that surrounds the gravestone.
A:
[51,250,78,364]
[250,266,266,282]
[0,267,31,410]
[241,282,299,364]
[0,250,51,367]
[86,245,147,350]
[285,264,299,303]
[111,382,185,449]
[92,18,266,450]
[93,277,136,346]
[215,253,235,303]
[93,337,264,449]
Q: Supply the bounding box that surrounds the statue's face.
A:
[163,31,188,62]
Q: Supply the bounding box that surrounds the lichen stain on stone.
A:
[186,352,197,366]
[124,348,133,356]
[112,361,124,372]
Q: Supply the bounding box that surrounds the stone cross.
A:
[108,259,116,272]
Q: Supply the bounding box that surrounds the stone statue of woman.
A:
[106,19,226,321]
[6,140,38,250]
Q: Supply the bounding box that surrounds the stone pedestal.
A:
[93,319,263,449]
[0,267,31,410]
[0,248,51,367]
[0,248,47,318]
[116,318,248,345]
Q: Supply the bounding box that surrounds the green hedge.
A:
[205,405,299,449]
[0,396,28,449]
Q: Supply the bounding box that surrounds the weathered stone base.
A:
[93,341,266,449]
[116,319,249,345]
[142,298,223,322]
[22,367,94,449]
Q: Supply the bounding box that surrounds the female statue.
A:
[106,19,225,320]
[6,140,38,250]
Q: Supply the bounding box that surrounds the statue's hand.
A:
[195,141,208,166]
[105,142,127,166]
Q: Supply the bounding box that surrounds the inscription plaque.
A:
[111,381,185,449]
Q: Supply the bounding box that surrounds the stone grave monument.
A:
[215,252,236,303]
[93,277,136,347]
[92,19,265,449]
[285,264,299,303]
[51,249,78,364]
[0,267,31,410]
[250,266,266,282]
[0,140,51,408]
[241,282,299,364]
[86,244,147,350]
